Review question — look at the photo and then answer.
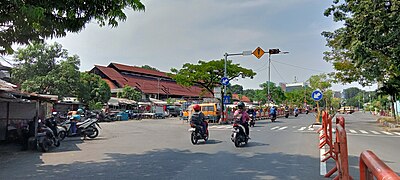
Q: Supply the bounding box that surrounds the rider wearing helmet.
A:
[190,104,207,135]
[234,102,250,138]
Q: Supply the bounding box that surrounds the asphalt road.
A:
[0,112,398,180]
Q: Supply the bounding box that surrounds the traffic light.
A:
[268,49,280,54]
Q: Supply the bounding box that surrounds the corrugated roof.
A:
[109,62,170,78]
[94,65,127,87]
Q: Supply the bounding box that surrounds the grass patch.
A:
[377,117,397,123]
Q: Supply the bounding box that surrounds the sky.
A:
[24,0,376,92]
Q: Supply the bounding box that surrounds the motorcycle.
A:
[294,110,299,117]
[305,109,309,114]
[285,110,290,118]
[188,121,209,144]
[270,113,277,122]
[37,118,60,152]
[58,116,101,141]
[231,122,249,147]
[248,114,255,127]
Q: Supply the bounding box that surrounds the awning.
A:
[108,97,137,106]
[149,98,167,105]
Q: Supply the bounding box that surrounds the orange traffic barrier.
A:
[360,150,400,180]
[319,111,335,162]
[325,116,352,180]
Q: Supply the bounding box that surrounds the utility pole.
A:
[221,51,252,123]
[267,49,289,106]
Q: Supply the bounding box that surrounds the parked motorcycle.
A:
[249,114,255,127]
[231,122,249,147]
[58,116,101,140]
[37,118,60,152]
[188,121,209,144]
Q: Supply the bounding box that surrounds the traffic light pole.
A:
[266,49,288,107]
[221,51,251,124]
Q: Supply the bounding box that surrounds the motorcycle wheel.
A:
[204,131,209,141]
[58,130,66,141]
[234,136,241,147]
[191,132,198,145]
[54,139,60,147]
[40,140,49,152]
[87,127,99,139]
[295,114,298,117]
[285,114,289,118]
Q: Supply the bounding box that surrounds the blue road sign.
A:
[312,90,323,101]
[221,77,229,85]
[223,95,231,104]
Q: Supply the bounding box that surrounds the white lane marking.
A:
[278,126,288,130]
[292,126,297,128]
[257,130,261,132]
[349,129,357,134]
[381,131,393,135]
[217,126,225,129]
[371,131,381,135]
[393,132,400,136]
[319,131,327,175]
[271,126,280,130]
[298,127,306,131]
[359,130,368,134]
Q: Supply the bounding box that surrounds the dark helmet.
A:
[237,102,245,109]
[193,104,201,111]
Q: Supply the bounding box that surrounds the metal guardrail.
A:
[359,150,400,180]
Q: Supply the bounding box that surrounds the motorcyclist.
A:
[67,108,84,135]
[234,102,250,138]
[189,104,207,136]
[294,106,299,116]
[270,106,277,118]
[247,107,255,120]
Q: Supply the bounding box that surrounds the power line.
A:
[271,60,328,73]
[271,61,287,83]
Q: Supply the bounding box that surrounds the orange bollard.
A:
[360,150,400,180]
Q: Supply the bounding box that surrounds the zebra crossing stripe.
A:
[217,126,225,129]
[381,131,393,135]
[271,126,280,130]
[279,126,288,130]
[349,129,357,134]
[371,131,380,135]
[359,130,368,134]
[393,132,400,136]
[298,127,306,131]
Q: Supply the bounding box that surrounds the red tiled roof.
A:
[94,65,127,87]
[92,65,211,98]
[109,62,170,79]
[232,94,251,102]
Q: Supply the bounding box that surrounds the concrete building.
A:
[283,82,308,92]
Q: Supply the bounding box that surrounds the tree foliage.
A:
[285,87,315,107]
[323,0,400,106]
[170,59,256,96]
[228,84,244,94]
[141,65,159,71]
[0,0,145,54]
[78,72,111,106]
[117,85,142,101]
[12,42,80,97]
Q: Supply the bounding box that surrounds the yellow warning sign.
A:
[252,47,265,59]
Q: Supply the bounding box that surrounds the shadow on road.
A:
[0,148,335,180]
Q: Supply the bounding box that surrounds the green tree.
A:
[170,59,256,96]
[285,87,315,108]
[0,0,145,54]
[117,85,142,101]
[343,87,361,100]
[141,65,159,71]
[308,74,333,108]
[260,82,286,104]
[78,72,111,107]
[229,84,244,94]
[323,0,400,118]
[12,42,80,98]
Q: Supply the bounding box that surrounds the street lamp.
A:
[267,49,289,106]
[221,51,252,123]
